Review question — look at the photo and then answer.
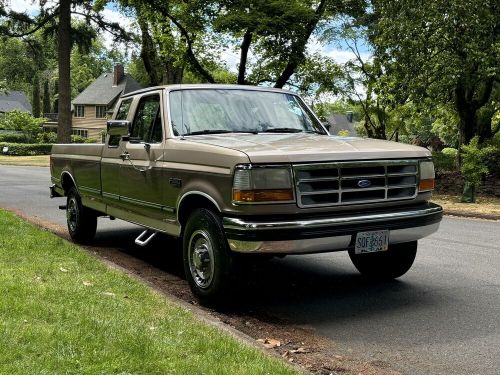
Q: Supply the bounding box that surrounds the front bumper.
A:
[223,203,443,254]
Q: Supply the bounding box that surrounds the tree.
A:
[42,79,51,114]
[1,1,130,142]
[123,0,365,89]
[32,74,41,118]
[369,0,500,146]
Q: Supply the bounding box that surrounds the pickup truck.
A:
[50,84,443,302]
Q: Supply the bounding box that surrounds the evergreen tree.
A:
[32,74,41,118]
[43,80,51,114]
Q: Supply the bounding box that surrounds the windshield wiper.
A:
[184,129,259,136]
[183,129,232,136]
[260,127,304,133]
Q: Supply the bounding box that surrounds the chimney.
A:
[113,64,124,86]
[346,111,354,123]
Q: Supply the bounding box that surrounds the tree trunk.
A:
[138,17,161,86]
[274,0,327,88]
[238,28,253,85]
[32,74,41,118]
[43,80,51,114]
[57,0,72,143]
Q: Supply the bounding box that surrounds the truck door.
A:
[118,92,165,223]
[101,98,133,207]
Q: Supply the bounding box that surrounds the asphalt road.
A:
[1,165,499,375]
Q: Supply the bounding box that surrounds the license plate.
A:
[354,230,389,254]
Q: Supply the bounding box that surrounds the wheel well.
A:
[61,173,76,195]
[178,194,220,228]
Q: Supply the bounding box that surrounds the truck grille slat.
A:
[293,160,418,208]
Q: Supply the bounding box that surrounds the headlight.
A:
[232,165,294,203]
[419,160,435,192]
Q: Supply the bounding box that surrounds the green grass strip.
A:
[0,210,297,375]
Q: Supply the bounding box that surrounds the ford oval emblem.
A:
[357,179,372,188]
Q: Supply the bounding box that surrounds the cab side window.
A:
[131,94,162,143]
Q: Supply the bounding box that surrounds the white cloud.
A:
[5,0,40,15]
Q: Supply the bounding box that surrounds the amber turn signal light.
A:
[419,179,435,192]
[233,189,294,203]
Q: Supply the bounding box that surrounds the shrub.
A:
[432,151,456,171]
[0,132,29,143]
[70,135,98,144]
[0,142,52,156]
[0,111,46,143]
[441,147,458,158]
[37,132,58,144]
[461,137,496,185]
[337,129,350,137]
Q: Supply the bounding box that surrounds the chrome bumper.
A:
[223,203,443,254]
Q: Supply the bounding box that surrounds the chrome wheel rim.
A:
[67,197,78,232]
[188,230,215,289]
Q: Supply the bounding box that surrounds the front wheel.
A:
[348,241,417,279]
[66,187,97,244]
[183,208,233,304]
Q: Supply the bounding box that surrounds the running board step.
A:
[135,230,157,247]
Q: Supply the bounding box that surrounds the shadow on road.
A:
[90,225,434,326]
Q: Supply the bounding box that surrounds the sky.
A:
[5,0,371,71]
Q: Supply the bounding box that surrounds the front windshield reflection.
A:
[169,89,325,136]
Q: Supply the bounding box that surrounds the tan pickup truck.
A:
[50,84,442,302]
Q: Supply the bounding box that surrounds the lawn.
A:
[0,155,50,167]
[432,194,500,216]
[0,210,297,375]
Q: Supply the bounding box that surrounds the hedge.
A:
[0,142,52,156]
[0,132,30,143]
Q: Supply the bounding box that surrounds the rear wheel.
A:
[66,187,97,244]
[183,208,234,304]
[348,241,417,279]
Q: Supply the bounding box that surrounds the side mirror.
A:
[322,121,331,132]
[107,120,130,137]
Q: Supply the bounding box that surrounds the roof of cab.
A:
[120,84,296,99]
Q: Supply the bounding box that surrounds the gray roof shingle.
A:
[72,73,142,106]
[326,113,357,136]
[0,91,32,113]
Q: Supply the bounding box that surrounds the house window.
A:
[72,129,88,138]
[74,105,85,118]
[96,105,107,119]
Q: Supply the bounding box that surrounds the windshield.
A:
[169,89,326,136]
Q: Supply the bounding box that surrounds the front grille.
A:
[293,160,418,208]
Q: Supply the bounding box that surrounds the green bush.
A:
[432,151,456,171]
[461,137,496,185]
[37,132,58,144]
[70,135,98,144]
[0,142,52,156]
[441,147,458,158]
[0,132,30,143]
[0,111,45,143]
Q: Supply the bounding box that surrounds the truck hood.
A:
[186,133,431,163]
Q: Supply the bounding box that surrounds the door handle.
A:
[120,152,130,160]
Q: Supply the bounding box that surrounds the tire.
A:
[66,187,97,244]
[183,208,233,304]
[348,241,417,279]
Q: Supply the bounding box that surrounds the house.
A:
[43,65,142,138]
[0,91,32,115]
[325,111,357,136]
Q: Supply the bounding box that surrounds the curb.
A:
[443,210,500,221]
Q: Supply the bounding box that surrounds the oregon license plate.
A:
[354,230,389,254]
